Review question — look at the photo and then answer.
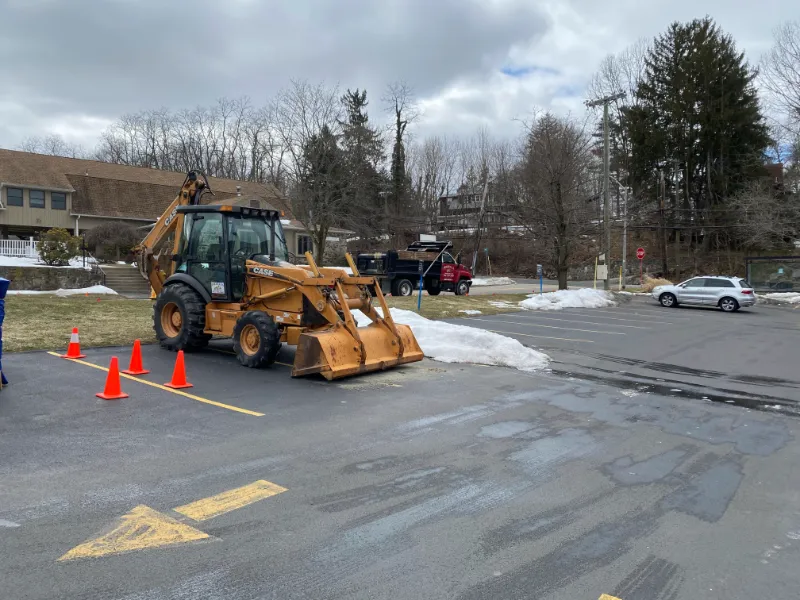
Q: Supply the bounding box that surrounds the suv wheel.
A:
[659,292,677,308]
[719,297,739,312]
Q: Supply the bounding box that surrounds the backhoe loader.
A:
[134,171,423,380]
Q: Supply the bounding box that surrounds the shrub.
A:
[641,275,673,293]
[39,228,81,266]
[85,222,141,263]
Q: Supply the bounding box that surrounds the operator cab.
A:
[173,205,289,302]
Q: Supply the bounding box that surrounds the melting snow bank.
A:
[11,285,118,296]
[354,308,549,372]
[0,255,96,270]
[459,309,483,315]
[760,292,800,304]
[471,277,516,287]
[519,288,615,311]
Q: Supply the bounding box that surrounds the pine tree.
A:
[338,89,386,240]
[624,17,771,251]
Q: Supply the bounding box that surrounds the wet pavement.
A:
[1,311,799,599]
[456,296,800,414]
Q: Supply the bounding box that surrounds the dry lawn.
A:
[385,293,527,319]
[640,276,673,293]
[1,293,527,353]
[3,295,154,352]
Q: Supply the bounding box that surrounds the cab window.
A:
[442,252,455,264]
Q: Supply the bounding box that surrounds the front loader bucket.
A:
[292,322,424,381]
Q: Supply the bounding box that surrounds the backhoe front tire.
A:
[233,311,282,368]
[154,284,211,351]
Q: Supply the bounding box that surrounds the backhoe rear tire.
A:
[154,284,211,351]
[233,311,282,368]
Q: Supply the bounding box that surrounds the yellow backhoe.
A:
[134,171,423,380]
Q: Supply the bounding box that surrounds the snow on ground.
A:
[519,288,615,311]
[458,309,483,315]
[354,307,549,372]
[471,277,516,287]
[10,285,118,296]
[328,266,354,274]
[761,292,800,304]
[0,255,96,270]
[488,301,514,308]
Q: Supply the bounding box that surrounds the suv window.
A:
[705,278,735,288]
[737,279,752,288]
[683,278,706,288]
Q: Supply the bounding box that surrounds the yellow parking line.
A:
[174,479,287,521]
[468,317,625,336]
[484,329,595,343]
[599,595,622,600]
[47,352,264,417]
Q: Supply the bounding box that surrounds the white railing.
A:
[0,240,40,258]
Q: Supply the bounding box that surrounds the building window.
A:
[6,187,23,207]
[51,192,67,210]
[297,235,313,256]
[29,190,45,209]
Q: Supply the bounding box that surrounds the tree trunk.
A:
[313,226,328,265]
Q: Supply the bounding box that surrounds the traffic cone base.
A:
[122,339,149,376]
[164,350,192,389]
[62,327,86,359]
[96,357,128,400]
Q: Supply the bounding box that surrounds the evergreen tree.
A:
[338,89,386,240]
[294,125,346,263]
[624,17,771,250]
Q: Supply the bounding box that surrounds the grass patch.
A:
[3,295,154,352]
[385,294,527,319]
[1,292,528,353]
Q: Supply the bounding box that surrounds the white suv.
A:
[652,276,756,312]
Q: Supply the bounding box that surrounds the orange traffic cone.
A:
[164,350,193,389]
[122,339,149,375]
[61,327,86,359]
[96,357,129,400]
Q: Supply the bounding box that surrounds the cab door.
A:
[440,252,457,282]
[185,212,230,301]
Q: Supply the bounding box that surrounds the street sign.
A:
[536,264,543,277]
[418,260,423,273]
[636,247,645,260]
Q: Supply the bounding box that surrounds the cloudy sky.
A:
[1,0,797,151]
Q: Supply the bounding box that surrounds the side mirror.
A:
[456,253,462,265]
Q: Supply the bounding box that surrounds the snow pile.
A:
[519,288,615,311]
[328,266,354,274]
[11,285,118,296]
[761,292,800,304]
[471,277,516,287]
[354,308,549,372]
[459,309,483,315]
[0,255,96,270]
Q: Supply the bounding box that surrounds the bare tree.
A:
[506,113,595,289]
[761,21,800,138]
[19,134,86,158]
[274,80,346,262]
[407,135,458,230]
[728,179,800,250]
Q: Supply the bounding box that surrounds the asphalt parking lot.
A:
[457,296,800,413]
[2,303,800,600]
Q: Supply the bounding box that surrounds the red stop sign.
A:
[636,247,645,260]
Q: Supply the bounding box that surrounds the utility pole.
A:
[586,92,625,291]
[610,174,629,290]
[659,170,668,276]
[673,159,680,281]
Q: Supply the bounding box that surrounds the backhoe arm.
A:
[135,171,211,295]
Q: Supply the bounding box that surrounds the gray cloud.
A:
[0,0,548,140]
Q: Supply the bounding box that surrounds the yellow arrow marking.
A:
[174,479,287,522]
[599,595,622,600]
[58,505,210,561]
